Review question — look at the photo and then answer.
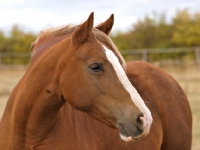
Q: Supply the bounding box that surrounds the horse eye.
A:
[88,63,103,72]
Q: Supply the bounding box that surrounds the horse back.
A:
[126,61,192,150]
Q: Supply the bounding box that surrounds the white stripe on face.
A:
[103,45,153,140]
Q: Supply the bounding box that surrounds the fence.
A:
[0,52,31,69]
[0,47,200,70]
[121,47,200,71]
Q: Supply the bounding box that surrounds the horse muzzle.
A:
[117,114,152,142]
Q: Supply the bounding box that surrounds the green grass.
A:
[0,68,199,149]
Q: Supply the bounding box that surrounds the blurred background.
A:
[0,0,200,149]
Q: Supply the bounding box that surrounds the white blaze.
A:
[103,45,153,141]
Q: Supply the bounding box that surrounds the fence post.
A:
[142,50,148,62]
[195,47,200,71]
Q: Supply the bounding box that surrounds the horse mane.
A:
[32,25,126,69]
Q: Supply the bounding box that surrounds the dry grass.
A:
[0,67,199,149]
[0,69,25,118]
[164,67,200,150]
[0,95,9,118]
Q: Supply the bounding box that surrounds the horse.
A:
[0,12,192,150]
[0,12,152,149]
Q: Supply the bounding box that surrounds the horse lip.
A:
[118,123,145,142]
[118,123,131,137]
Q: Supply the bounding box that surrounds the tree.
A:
[111,12,174,50]
[172,9,200,47]
[0,25,37,64]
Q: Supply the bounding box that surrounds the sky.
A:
[0,0,200,34]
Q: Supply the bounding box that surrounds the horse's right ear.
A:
[96,14,114,35]
[72,12,94,44]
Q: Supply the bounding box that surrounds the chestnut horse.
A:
[0,13,191,150]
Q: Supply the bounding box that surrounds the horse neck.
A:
[31,34,72,62]
[0,38,73,148]
[57,102,117,149]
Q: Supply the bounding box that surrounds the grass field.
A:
[0,68,200,149]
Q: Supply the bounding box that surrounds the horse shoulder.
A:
[126,61,192,150]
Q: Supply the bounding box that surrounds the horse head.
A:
[31,12,152,142]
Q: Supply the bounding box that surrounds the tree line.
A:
[0,25,37,64]
[0,9,200,64]
[111,9,200,62]
[0,25,37,53]
[111,9,200,49]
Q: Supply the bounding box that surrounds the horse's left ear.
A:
[72,12,94,44]
[95,14,114,35]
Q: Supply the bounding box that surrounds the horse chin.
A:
[119,134,141,142]
[120,134,134,142]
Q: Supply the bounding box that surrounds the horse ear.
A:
[72,12,94,44]
[96,14,114,35]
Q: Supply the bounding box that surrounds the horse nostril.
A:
[136,113,144,134]
[137,114,143,125]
